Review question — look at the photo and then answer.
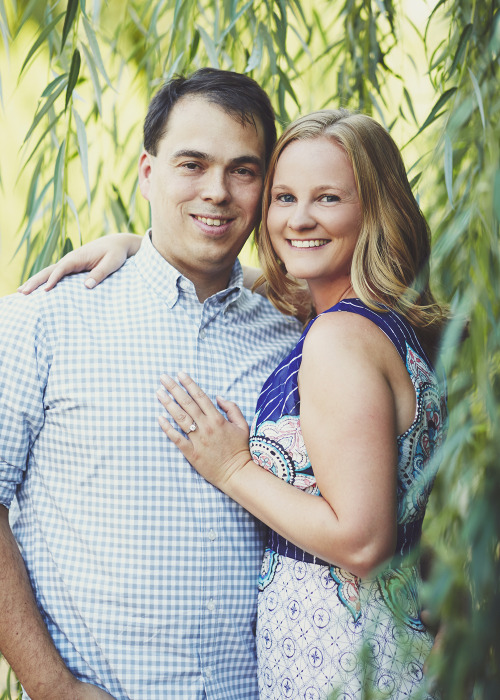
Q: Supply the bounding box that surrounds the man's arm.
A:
[0,506,114,700]
[0,293,114,700]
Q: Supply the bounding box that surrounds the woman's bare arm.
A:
[156,312,405,578]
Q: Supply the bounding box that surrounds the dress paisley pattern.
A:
[250,299,447,700]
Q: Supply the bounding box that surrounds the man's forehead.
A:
[161,95,266,157]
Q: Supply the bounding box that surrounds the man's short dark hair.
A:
[143,68,277,165]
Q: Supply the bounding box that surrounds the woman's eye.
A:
[320,194,340,202]
[277,194,295,203]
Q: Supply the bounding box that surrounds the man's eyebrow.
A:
[170,150,262,170]
[171,149,213,161]
[230,155,263,170]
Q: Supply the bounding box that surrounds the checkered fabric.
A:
[0,233,300,700]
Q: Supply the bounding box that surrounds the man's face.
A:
[139,95,266,298]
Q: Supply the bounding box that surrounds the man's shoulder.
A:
[1,261,137,325]
[237,287,302,334]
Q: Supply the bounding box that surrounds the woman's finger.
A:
[159,373,209,422]
[216,396,249,432]
[18,265,57,294]
[83,250,128,289]
[176,372,222,418]
[158,414,192,455]
[157,386,198,435]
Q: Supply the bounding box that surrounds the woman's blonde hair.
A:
[255,108,447,353]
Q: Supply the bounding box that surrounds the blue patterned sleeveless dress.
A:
[250,299,447,700]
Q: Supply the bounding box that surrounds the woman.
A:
[22,109,447,699]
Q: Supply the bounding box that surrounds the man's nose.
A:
[201,169,231,204]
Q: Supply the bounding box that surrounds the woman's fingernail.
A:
[177,371,188,380]
[85,278,97,289]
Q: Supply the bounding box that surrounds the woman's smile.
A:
[288,239,331,248]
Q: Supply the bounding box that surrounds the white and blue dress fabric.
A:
[250,298,448,700]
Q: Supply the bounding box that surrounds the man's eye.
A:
[234,168,254,176]
[183,162,201,170]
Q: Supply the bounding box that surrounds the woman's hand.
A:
[17,233,142,294]
[157,372,252,490]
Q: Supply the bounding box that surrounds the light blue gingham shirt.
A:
[0,233,300,700]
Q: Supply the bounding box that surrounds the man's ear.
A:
[138,150,153,201]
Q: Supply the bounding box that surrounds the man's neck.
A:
[148,234,235,302]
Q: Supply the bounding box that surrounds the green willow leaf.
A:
[23,154,44,224]
[50,139,66,225]
[111,184,134,230]
[66,196,81,243]
[418,87,457,135]
[65,48,81,110]
[14,181,52,259]
[219,0,254,42]
[448,23,473,78]
[444,132,454,208]
[42,73,68,98]
[167,0,190,61]
[20,12,65,76]
[277,67,300,108]
[409,172,422,189]
[24,81,67,143]
[61,0,80,52]
[0,10,9,60]
[0,0,10,41]
[32,212,62,274]
[403,87,418,125]
[164,51,185,80]
[80,41,102,115]
[82,16,112,88]
[21,114,60,168]
[494,169,500,223]
[189,30,200,62]
[196,24,219,67]
[468,67,485,130]
[74,109,91,210]
[245,27,263,72]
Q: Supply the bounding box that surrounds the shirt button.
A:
[208,529,217,541]
[205,668,212,679]
[199,329,207,340]
[207,598,215,611]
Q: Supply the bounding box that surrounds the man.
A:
[0,69,300,699]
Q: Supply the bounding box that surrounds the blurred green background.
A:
[0,0,499,697]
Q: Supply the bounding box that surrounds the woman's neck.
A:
[309,278,355,314]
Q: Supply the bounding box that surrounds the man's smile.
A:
[192,215,234,227]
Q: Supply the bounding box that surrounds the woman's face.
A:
[267,136,362,309]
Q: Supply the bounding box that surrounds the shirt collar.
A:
[132,230,244,309]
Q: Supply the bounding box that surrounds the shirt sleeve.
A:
[0,293,50,508]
